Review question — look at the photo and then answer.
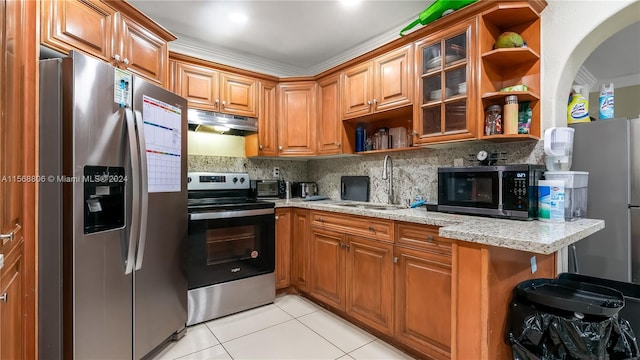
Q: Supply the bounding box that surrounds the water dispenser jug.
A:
[544,127,575,171]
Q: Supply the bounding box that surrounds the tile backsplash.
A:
[189,140,544,203]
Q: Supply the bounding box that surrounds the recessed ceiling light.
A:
[340,0,362,7]
[228,12,248,24]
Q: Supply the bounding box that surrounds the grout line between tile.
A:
[217,317,298,344]
[294,315,351,357]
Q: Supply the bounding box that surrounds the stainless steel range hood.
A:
[187,108,258,136]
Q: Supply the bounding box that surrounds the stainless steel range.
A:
[187,172,276,325]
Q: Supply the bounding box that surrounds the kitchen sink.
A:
[334,203,405,211]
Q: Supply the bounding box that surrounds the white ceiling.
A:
[128,0,432,77]
[130,1,640,84]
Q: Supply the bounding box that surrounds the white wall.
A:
[187,131,246,157]
[541,0,640,130]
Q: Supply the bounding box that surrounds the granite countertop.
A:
[272,199,605,255]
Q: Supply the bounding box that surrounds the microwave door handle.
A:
[125,108,140,275]
[134,110,149,271]
[498,174,504,211]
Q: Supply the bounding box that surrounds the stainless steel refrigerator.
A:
[38,51,188,359]
[569,118,640,284]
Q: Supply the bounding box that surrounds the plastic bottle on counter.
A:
[503,95,519,135]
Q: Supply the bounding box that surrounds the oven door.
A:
[188,208,275,289]
[438,169,500,210]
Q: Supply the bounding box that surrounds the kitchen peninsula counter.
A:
[273,199,604,255]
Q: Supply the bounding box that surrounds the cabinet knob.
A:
[393,256,398,264]
[426,235,434,242]
[368,226,375,232]
[214,99,220,108]
[222,101,226,108]
[335,142,341,147]
[344,243,350,249]
[318,217,324,223]
[113,54,121,62]
[373,99,378,105]
[275,215,279,220]
[367,100,372,106]
[278,145,283,151]
[123,58,130,65]
[411,130,419,136]
[259,144,263,150]
[0,293,7,303]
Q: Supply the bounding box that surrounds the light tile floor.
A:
[152,294,415,360]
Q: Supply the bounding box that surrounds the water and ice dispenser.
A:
[542,127,588,221]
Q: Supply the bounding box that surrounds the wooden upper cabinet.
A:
[317,74,345,155]
[172,59,257,117]
[373,44,413,113]
[256,80,278,156]
[41,0,115,62]
[40,0,175,87]
[342,44,413,120]
[277,81,317,156]
[118,14,168,86]
[174,61,220,111]
[220,72,257,117]
[413,19,476,145]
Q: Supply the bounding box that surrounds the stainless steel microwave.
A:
[437,164,545,220]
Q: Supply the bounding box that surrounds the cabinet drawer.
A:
[310,211,393,243]
[396,222,451,256]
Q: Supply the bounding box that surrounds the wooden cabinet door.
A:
[346,236,394,336]
[394,246,451,360]
[256,80,278,156]
[0,246,24,360]
[278,82,317,156]
[174,61,220,111]
[40,0,116,62]
[220,72,257,117]
[118,14,168,86]
[310,228,346,310]
[317,74,344,155]
[373,45,413,113]
[341,62,373,119]
[291,209,311,292]
[275,209,291,290]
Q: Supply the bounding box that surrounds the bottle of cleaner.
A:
[567,85,590,124]
[599,83,615,119]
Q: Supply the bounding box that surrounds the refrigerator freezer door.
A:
[68,52,133,359]
[570,119,631,282]
[632,207,640,284]
[630,118,640,206]
[132,76,188,359]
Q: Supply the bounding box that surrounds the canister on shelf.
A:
[379,128,390,150]
[484,104,502,135]
[503,95,519,135]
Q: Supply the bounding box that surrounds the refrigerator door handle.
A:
[134,110,149,270]
[125,108,141,275]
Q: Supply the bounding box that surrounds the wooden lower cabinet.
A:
[0,241,24,360]
[310,228,345,309]
[291,209,311,292]
[275,209,291,290]
[346,235,394,336]
[394,246,451,360]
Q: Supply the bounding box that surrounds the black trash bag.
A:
[507,299,639,360]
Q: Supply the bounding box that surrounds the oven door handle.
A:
[190,208,274,220]
[125,108,140,275]
[134,110,149,271]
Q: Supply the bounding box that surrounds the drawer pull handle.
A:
[1,223,21,244]
[368,226,375,232]
[426,235,434,242]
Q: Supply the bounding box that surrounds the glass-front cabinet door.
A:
[413,20,477,145]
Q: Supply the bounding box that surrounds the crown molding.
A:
[169,13,417,78]
[593,73,640,91]
[574,65,598,91]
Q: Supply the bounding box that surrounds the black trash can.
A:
[558,272,640,338]
[506,278,639,360]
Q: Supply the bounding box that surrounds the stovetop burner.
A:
[187,171,274,214]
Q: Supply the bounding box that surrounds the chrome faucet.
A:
[382,155,393,204]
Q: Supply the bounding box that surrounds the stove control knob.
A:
[233,177,238,183]
[239,177,245,183]
[187,177,192,183]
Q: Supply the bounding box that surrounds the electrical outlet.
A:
[273,167,280,178]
